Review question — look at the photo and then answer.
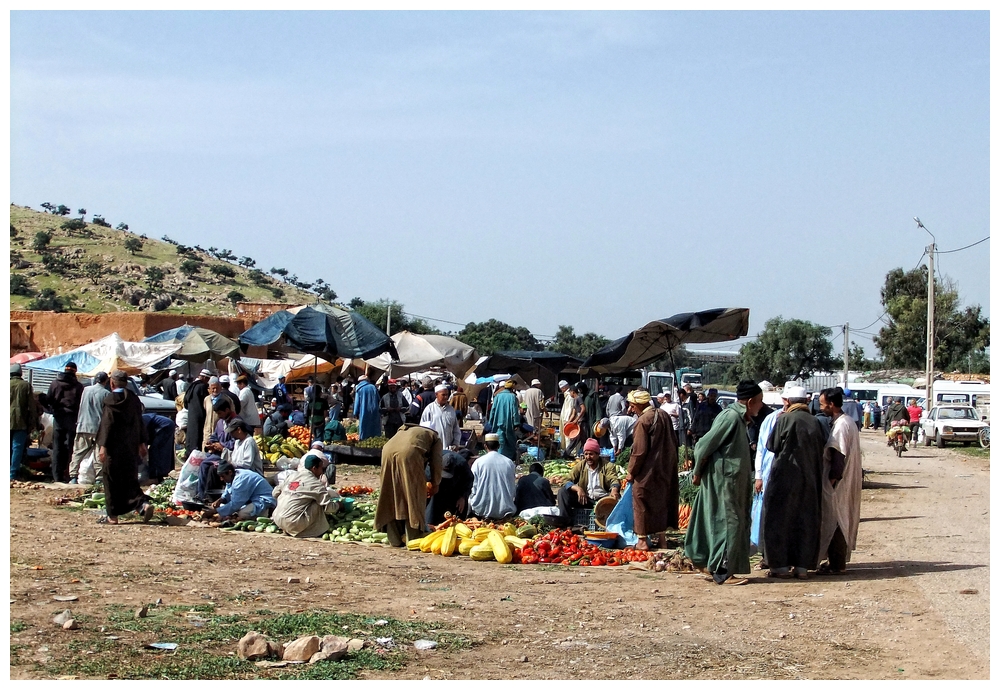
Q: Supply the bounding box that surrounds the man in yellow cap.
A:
[625,388,678,550]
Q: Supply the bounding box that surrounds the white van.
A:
[917,381,990,421]
[847,383,921,409]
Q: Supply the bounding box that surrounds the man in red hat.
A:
[380,379,407,439]
[556,437,621,527]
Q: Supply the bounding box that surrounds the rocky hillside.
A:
[9,204,321,316]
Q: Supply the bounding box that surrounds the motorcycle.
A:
[888,421,910,457]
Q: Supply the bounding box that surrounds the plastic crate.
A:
[572,508,597,530]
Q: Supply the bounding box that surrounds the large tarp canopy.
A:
[26,333,183,377]
[471,350,581,397]
[143,325,241,362]
[364,331,477,377]
[580,308,750,375]
[235,355,338,390]
[239,303,398,362]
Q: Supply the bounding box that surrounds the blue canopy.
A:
[239,303,397,361]
[27,349,103,373]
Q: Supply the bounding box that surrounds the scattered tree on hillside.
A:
[216,249,236,262]
[82,261,104,285]
[77,208,87,218]
[32,230,52,252]
[179,259,201,277]
[162,235,176,244]
[56,205,71,216]
[545,325,610,360]
[10,224,17,238]
[145,266,165,290]
[247,269,269,286]
[124,237,143,255]
[734,317,835,383]
[210,264,236,281]
[456,319,540,355]
[61,218,89,236]
[117,223,129,232]
[40,202,55,213]
[269,286,285,300]
[29,288,67,312]
[92,215,111,227]
[873,265,990,374]
[239,256,256,268]
[317,286,338,302]
[41,253,71,274]
[10,274,32,297]
[227,290,246,306]
[270,267,288,280]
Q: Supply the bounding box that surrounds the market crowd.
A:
[11,363,862,582]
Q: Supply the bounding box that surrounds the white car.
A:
[920,405,988,448]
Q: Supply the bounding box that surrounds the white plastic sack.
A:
[78,447,99,485]
[518,506,561,520]
[172,451,207,505]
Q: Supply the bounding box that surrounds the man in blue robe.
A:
[353,372,382,440]
[487,381,520,460]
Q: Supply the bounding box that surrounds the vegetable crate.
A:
[572,508,598,530]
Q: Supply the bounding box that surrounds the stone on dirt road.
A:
[62,619,79,630]
[53,610,73,626]
[283,635,322,662]
[347,638,364,653]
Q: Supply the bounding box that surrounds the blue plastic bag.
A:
[604,483,638,546]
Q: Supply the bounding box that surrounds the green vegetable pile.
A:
[225,516,279,533]
[321,500,388,544]
[355,436,388,449]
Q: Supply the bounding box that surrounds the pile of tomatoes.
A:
[338,485,374,497]
[157,507,203,518]
[519,529,649,567]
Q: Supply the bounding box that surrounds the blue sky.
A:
[10,11,990,354]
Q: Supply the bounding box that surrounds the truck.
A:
[676,367,703,390]
[642,371,676,397]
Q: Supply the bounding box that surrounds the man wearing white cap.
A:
[558,380,575,452]
[468,433,516,520]
[420,384,462,449]
[761,383,826,579]
[160,370,179,401]
[218,375,242,415]
[521,379,545,433]
[182,369,212,459]
[750,382,795,559]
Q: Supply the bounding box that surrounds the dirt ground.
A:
[8,431,989,680]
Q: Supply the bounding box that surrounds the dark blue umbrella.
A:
[239,303,397,361]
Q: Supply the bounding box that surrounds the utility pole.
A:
[843,323,849,388]
[386,304,392,335]
[915,218,935,411]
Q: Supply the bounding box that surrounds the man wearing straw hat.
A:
[487,380,520,460]
[625,388,678,551]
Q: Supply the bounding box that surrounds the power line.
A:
[400,310,556,340]
[936,236,989,254]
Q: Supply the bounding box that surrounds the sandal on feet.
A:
[97,515,118,525]
[140,502,154,523]
[766,570,794,579]
[726,577,749,586]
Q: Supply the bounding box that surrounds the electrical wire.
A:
[936,236,990,254]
